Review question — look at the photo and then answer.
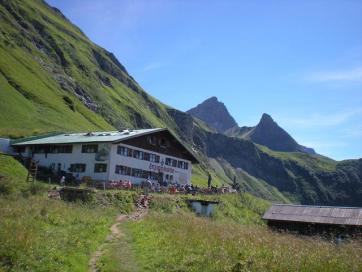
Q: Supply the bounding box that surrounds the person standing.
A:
[60,176,65,187]
[207,173,212,189]
[142,177,152,196]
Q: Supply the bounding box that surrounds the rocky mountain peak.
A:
[206,96,218,102]
[249,113,315,154]
[260,113,274,124]
[187,97,238,133]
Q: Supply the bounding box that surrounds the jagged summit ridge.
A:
[187,97,238,133]
[241,113,316,154]
[188,96,315,154]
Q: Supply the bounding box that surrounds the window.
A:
[117,146,127,156]
[115,165,132,175]
[150,172,160,181]
[178,161,183,169]
[147,136,157,145]
[82,144,98,153]
[94,163,107,173]
[165,158,171,166]
[33,146,46,153]
[61,145,73,153]
[166,158,177,167]
[159,138,168,148]
[69,163,86,173]
[165,174,173,181]
[177,161,189,169]
[115,165,160,179]
[127,148,133,157]
[143,152,150,161]
[33,145,73,154]
[131,168,143,177]
[49,145,73,154]
[14,146,26,153]
[150,154,160,163]
[133,150,143,159]
[142,170,151,179]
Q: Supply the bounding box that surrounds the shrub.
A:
[96,190,138,213]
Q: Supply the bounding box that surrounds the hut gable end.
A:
[120,130,197,162]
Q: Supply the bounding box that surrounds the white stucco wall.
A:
[31,143,111,181]
[21,142,193,184]
[108,143,192,185]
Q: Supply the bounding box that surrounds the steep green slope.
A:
[0,154,28,194]
[0,0,174,137]
[0,0,285,202]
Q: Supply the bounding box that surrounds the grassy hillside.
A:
[0,195,117,271]
[0,0,293,204]
[255,145,362,205]
[257,145,337,172]
[0,0,174,137]
[95,190,362,272]
[0,155,136,271]
[0,154,28,193]
[1,154,361,272]
[0,152,276,271]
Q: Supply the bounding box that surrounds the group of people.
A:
[140,178,200,196]
[59,172,241,195]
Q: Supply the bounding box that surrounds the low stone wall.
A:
[59,187,95,202]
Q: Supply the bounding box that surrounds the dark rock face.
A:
[187,97,238,133]
[167,109,194,142]
[92,49,140,93]
[224,125,253,138]
[245,113,316,154]
[202,132,362,205]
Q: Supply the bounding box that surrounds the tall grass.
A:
[125,213,362,272]
[0,155,129,271]
[0,195,117,271]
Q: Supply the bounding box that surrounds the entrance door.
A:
[158,171,163,184]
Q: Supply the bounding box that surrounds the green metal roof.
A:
[11,128,200,163]
[12,128,165,145]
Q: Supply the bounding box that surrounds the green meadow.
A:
[122,213,362,272]
[1,154,361,272]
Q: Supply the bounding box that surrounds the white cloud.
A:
[307,67,362,82]
[142,62,168,72]
[278,108,362,128]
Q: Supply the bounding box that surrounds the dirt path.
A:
[89,197,149,272]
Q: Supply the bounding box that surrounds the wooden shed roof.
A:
[263,204,362,226]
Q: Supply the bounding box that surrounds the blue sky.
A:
[47,0,362,160]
